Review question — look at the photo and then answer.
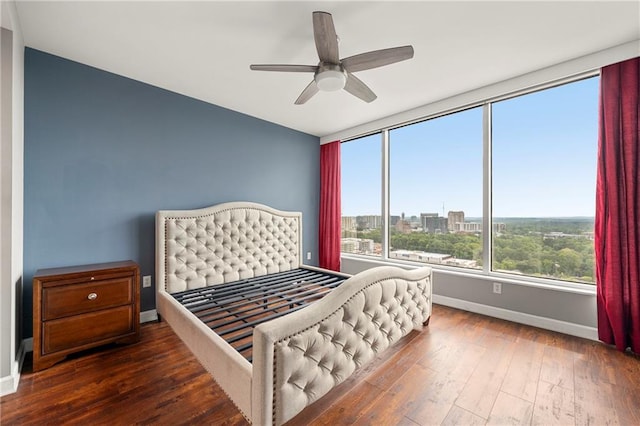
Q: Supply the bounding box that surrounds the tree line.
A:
[346,218,595,284]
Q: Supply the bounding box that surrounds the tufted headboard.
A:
[156,202,302,294]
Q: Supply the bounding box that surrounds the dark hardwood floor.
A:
[2,304,639,425]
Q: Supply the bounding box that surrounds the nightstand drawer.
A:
[42,305,134,354]
[43,277,133,320]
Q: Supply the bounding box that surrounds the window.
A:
[389,107,483,269]
[492,78,598,283]
[340,74,599,287]
[341,133,382,257]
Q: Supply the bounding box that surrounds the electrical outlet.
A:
[306,252,312,260]
[493,282,502,294]
[143,275,152,288]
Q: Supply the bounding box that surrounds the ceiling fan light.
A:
[315,69,347,91]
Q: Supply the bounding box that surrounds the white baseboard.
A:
[0,370,18,397]
[433,294,599,341]
[0,339,27,397]
[140,309,158,323]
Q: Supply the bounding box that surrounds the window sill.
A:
[340,253,597,296]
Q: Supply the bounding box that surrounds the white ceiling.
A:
[13,1,640,137]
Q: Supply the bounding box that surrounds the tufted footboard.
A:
[252,265,432,426]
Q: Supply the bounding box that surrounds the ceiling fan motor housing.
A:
[315,63,347,91]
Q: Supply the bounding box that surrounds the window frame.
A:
[340,71,599,293]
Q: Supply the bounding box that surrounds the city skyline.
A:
[340,213,596,220]
[341,76,599,218]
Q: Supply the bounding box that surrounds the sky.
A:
[341,76,599,218]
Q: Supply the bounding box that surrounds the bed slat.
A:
[172,267,347,361]
[181,270,321,313]
[198,278,342,324]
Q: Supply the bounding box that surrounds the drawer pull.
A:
[87,293,98,300]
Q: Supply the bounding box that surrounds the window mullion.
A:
[482,103,492,274]
[381,130,389,260]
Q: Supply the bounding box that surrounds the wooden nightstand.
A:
[32,260,140,371]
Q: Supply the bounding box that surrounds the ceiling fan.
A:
[250,11,414,105]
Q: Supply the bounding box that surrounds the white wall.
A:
[0,0,25,396]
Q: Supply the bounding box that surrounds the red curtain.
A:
[319,141,341,271]
[595,57,640,353]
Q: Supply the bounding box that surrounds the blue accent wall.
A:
[24,48,320,336]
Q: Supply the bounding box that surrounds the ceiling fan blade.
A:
[344,73,377,103]
[312,11,339,64]
[250,64,317,72]
[342,45,415,73]
[295,80,319,105]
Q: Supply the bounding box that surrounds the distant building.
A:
[356,215,382,230]
[444,258,478,268]
[421,213,448,234]
[342,215,386,231]
[341,238,374,254]
[342,216,356,231]
[390,250,453,263]
[343,212,504,236]
[390,249,478,268]
[395,220,412,234]
[341,238,357,253]
[448,211,464,232]
[460,222,482,232]
[454,221,505,233]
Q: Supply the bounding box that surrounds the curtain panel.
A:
[595,56,640,353]
[319,141,341,271]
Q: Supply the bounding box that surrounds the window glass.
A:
[389,107,483,269]
[339,75,598,287]
[341,133,382,256]
[491,77,598,283]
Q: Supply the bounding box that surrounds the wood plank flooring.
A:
[2,304,639,425]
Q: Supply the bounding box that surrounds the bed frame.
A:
[156,201,432,425]
[171,267,349,362]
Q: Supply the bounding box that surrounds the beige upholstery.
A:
[160,202,301,293]
[253,265,431,425]
[155,289,253,419]
[156,202,432,425]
